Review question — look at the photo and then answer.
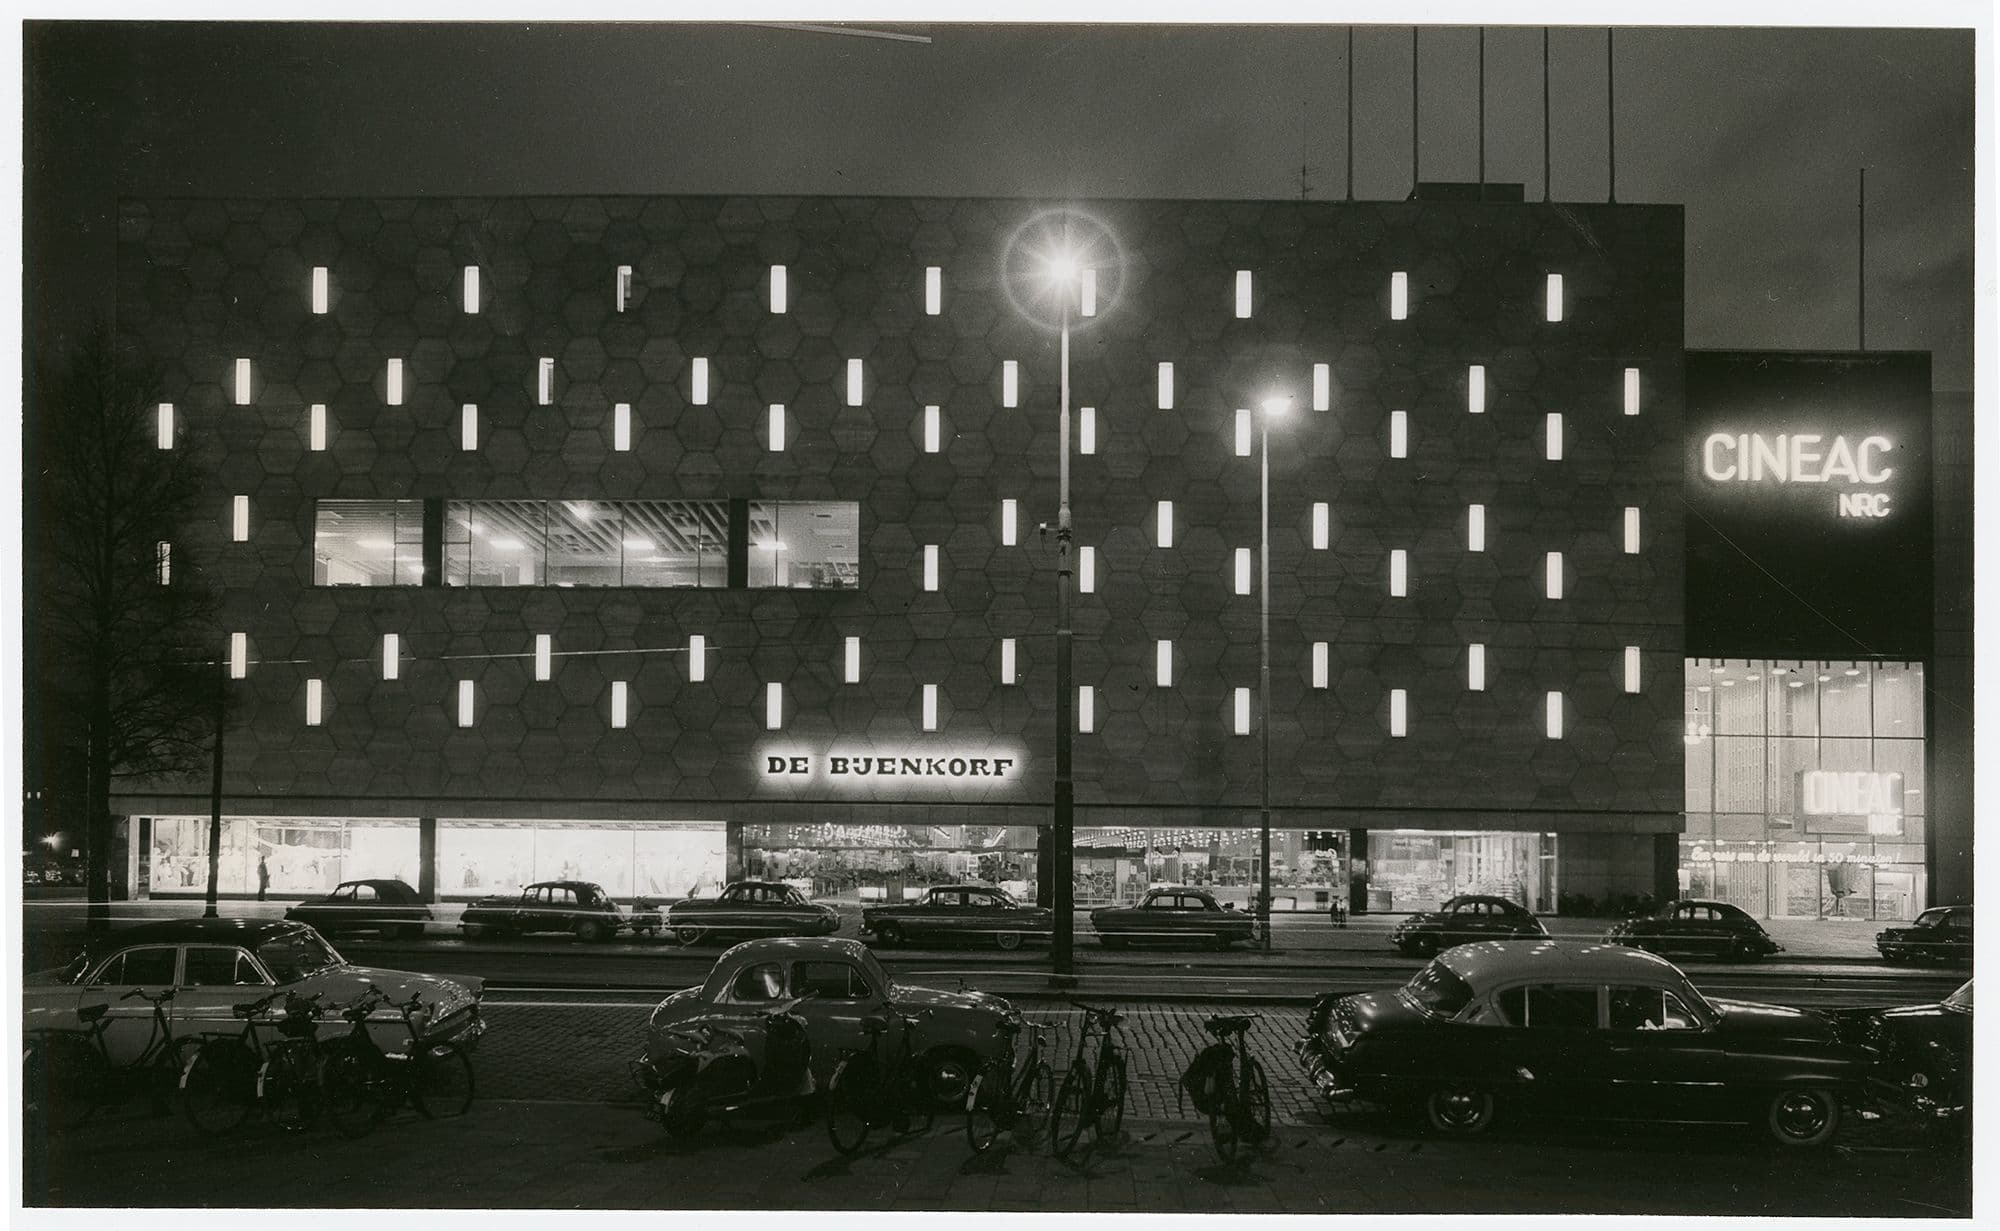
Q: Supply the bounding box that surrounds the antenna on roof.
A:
[1542,29,1552,202]
[1345,27,1356,201]
[1858,168,1868,351]
[1607,29,1617,204]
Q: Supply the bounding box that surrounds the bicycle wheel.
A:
[826,1069,876,1155]
[182,1040,257,1136]
[965,1059,1007,1153]
[1241,1056,1273,1145]
[1051,1064,1091,1160]
[1209,1073,1242,1163]
[893,1070,934,1136]
[1096,1054,1128,1143]
[411,1042,475,1119]
[262,1046,319,1132]
[320,1046,382,1138]
[44,1034,105,1132]
[1014,1061,1055,1147]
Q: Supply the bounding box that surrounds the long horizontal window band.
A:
[314,498,858,590]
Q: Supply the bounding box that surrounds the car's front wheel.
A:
[574,919,609,944]
[1424,1085,1495,1136]
[1405,935,1440,959]
[1766,1087,1840,1147]
[923,1047,980,1107]
[673,925,704,946]
[994,930,1022,951]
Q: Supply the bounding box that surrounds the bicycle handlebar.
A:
[119,988,176,1005]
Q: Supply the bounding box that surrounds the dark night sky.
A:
[21,21,1978,387]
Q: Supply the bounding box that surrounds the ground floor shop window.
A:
[145,817,419,896]
[739,823,1039,903]
[1073,828,1347,909]
[437,820,726,900]
[1363,831,1556,913]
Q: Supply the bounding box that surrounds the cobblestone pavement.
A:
[477,997,1319,1123]
[27,1092,1971,1215]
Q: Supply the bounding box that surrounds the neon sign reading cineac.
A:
[764,753,1018,782]
[1797,769,1904,836]
[1799,770,1903,816]
[1700,431,1898,519]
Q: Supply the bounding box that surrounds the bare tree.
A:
[35,323,220,934]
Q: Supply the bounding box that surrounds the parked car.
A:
[666,881,840,946]
[861,883,1051,950]
[1391,894,1549,957]
[1845,980,1971,1138]
[639,937,1019,1105]
[1089,886,1256,949]
[284,878,433,939]
[23,919,484,1065]
[1875,906,1973,966]
[1603,899,1784,961]
[459,880,634,942]
[1295,940,1872,1147]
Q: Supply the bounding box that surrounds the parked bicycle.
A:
[319,984,477,1138]
[1049,1002,1128,1160]
[24,989,192,1132]
[180,990,328,1134]
[964,1016,1054,1153]
[824,1006,935,1155]
[1180,1012,1273,1162]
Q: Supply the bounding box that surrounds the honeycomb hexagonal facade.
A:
[114,195,1685,846]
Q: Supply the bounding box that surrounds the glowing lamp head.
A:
[1047,254,1078,283]
[1261,395,1293,417]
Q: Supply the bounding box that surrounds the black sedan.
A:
[861,883,1051,950]
[1603,899,1784,961]
[1089,886,1256,950]
[1876,905,1973,965]
[1390,894,1548,957]
[665,881,840,946]
[1849,980,1971,1137]
[459,880,634,942]
[284,878,432,939]
[1297,941,1873,1147]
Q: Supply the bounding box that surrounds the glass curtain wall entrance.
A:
[1681,659,1927,921]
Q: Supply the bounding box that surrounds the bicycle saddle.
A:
[77,1003,109,1025]
[1204,1013,1260,1036]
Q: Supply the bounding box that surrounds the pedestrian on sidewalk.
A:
[257,853,270,902]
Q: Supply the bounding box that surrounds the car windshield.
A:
[1399,961,1476,1018]
[1915,909,1950,929]
[988,888,1018,907]
[255,929,344,983]
[1944,982,1972,1014]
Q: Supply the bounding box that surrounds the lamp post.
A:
[1003,208,1119,981]
[1049,254,1077,978]
[1258,395,1292,952]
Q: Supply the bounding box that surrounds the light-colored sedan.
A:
[24,918,484,1063]
[640,936,1019,1105]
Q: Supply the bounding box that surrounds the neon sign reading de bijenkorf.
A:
[761,751,1021,784]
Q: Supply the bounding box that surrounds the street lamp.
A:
[1049,251,1077,978]
[1002,207,1121,982]
[1257,394,1292,952]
